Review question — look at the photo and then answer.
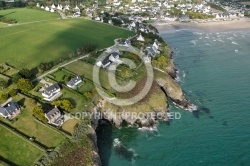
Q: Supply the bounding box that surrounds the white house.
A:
[109,51,121,63]
[137,33,145,42]
[64,5,70,10]
[96,57,111,68]
[45,6,50,11]
[95,17,101,21]
[42,83,61,101]
[67,76,82,89]
[51,4,56,9]
[57,5,63,10]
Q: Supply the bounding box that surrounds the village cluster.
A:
[37,0,249,22]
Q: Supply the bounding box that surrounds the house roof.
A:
[145,45,156,56]
[102,56,111,66]
[46,107,61,121]
[137,34,145,41]
[111,51,120,58]
[43,83,60,96]
[0,101,19,117]
[67,76,82,87]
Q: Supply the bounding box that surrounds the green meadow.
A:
[0,125,44,165]
[0,8,59,23]
[0,10,133,69]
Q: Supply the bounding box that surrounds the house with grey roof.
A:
[67,76,82,89]
[42,83,61,101]
[45,107,64,126]
[118,38,131,47]
[143,39,160,63]
[96,50,121,68]
[96,56,112,68]
[0,98,20,119]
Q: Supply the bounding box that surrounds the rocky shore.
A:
[90,63,196,129]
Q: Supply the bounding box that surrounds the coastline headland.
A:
[91,33,196,129]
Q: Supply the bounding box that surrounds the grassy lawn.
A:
[61,119,79,134]
[0,125,44,165]
[0,94,65,148]
[65,61,112,89]
[51,69,74,82]
[0,22,7,27]
[61,85,87,112]
[76,80,95,93]
[0,8,59,23]
[0,17,134,69]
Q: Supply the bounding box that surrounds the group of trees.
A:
[0,78,8,89]
[117,66,133,78]
[186,11,215,19]
[12,68,34,92]
[0,0,26,9]
[16,78,33,92]
[152,55,169,71]
[0,68,33,100]
[51,99,74,111]
[0,87,19,101]
[38,62,54,73]
[33,106,48,123]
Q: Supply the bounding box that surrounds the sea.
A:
[96,27,250,166]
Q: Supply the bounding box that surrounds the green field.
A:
[0,22,7,27]
[62,118,79,134]
[0,13,133,69]
[0,125,44,165]
[0,8,59,23]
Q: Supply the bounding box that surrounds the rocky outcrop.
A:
[155,71,197,111]
[90,95,168,128]
[88,120,102,166]
[166,59,178,79]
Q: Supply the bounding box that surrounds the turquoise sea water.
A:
[97,29,250,166]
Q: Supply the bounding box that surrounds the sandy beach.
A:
[154,18,250,33]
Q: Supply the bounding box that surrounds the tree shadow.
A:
[17,97,25,106]
[0,11,16,18]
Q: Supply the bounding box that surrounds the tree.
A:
[51,99,74,111]
[112,18,123,26]
[17,78,33,92]
[12,73,22,83]
[19,68,32,79]
[0,78,7,88]
[33,106,48,123]
[8,88,18,97]
[0,92,9,101]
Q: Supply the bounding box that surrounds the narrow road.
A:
[32,54,89,82]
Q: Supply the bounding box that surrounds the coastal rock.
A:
[87,126,102,166]
[155,72,196,111]
[166,60,178,79]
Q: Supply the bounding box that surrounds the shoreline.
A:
[153,18,250,33]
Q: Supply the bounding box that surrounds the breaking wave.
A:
[113,138,138,162]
